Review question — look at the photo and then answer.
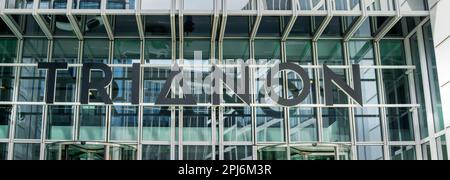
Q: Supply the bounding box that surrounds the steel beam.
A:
[281,0,298,41]
[313,0,333,42]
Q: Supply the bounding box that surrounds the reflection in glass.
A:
[52,39,79,63]
[354,108,382,142]
[386,108,414,141]
[47,106,74,140]
[113,39,140,64]
[83,39,109,63]
[225,16,251,37]
[410,34,428,138]
[15,105,42,139]
[254,40,281,63]
[257,17,281,37]
[143,67,170,103]
[258,146,287,160]
[142,145,170,160]
[107,0,135,9]
[382,69,411,104]
[390,146,416,160]
[184,16,212,37]
[0,143,7,160]
[224,146,252,160]
[0,38,17,63]
[144,16,171,36]
[423,23,445,132]
[286,40,312,65]
[183,108,212,142]
[223,107,252,142]
[436,136,448,160]
[223,40,250,62]
[287,69,316,104]
[256,107,284,142]
[145,39,172,64]
[0,67,15,101]
[18,67,46,102]
[22,39,48,63]
[290,108,317,142]
[55,68,77,102]
[112,67,133,103]
[380,40,406,65]
[13,143,40,160]
[114,16,139,36]
[317,40,344,65]
[357,146,383,160]
[183,39,210,65]
[322,108,350,142]
[183,145,212,160]
[79,0,101,9]
[110,106,138,141]
[82,15,107,36]
[79,106,106,141]
[142,107,171,141]
[0,105,12,139]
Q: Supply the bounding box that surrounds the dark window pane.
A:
[15,105,43,139]
[254,40,281,63]
[0,105,12,139]
[144,39,172,64]
[286,40,312,65]
[46,106,74,140]
[52,39,79,63]
[114,15,139,36]
[225,16,251,37]
[110,106,138,141]
[223,40,250,62]
[0,143,7,160]
[322,108,350,142]
[387,108,414,141]
[380,40,406,65]
[113,39,140,64]
[317,40,344,65]
[18,67,46,102]
[0,67,15,101]
[145,16,171,36]
[289,16,312,37]
[224,146,252,160]
[0,38,17,63]
[22,39,48,63]
[55,67,77,102]
[257,16,281,37]
[390,146,416,160]
[382,69,411,104]
[83,39,109,63]
[142,145,170,160]
[13,143,40,160]
[79,106,106,141]
[184,16,212,37]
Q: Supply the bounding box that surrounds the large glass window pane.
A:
[357,146,383,160]
[107,0,135,9]
[290,108,317,142]
[79,106,106,141]
[83,39,109,63]
[390,145,416,160]
[421,142,431,160]
[18,67,46,102]
[46,106,74,140]
[183,39,210,65]
[15,105,43,139]
[257,17,281,37]
[113,39,140,64]
[184,16,212,37]
[183,107,212,142]
[142,145,170,160]
[322,108,350,142]
[423,23,445,132]
[382,69,411,104]
[87,70,110,103]
[183,145,212,160]
[82,15,107,36]
[143,67,170,103]
[52,39,79,63]
[315,17,343,37]
[0,38,17,63]
[145,39,172,64]
[380,40,406,65]
[22,39,48,63]
[436,136,448,160]
[182,67,211,103]
[222,40,250,62]
[258,146,287,160]
[13,143,40,160]
[5,0,34,9]
[0,105,12,139]
[110,106,138,141]
[386,107,414,141]
[354,108,382,142]
[286,40,313,65]
[289,16,312,37]
[144,16,171,36]
[0,143,7,160]
[317,40,344,65]
[225,16,252,37]
[410,34,428,138]
[112,67,133,103]
[254,40,281,63]
[224,146,253,160]
[79,0,101,9]
[256,107,285,143]
[142,107,171,141]
[0,66,15,101]
[114,16,139,36]
[223,107,252,142]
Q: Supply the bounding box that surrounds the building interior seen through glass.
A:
[0,0,447,160]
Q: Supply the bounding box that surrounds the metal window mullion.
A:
[312,41,322,142]
[343,41,357,160]
[136,105,142,160]
[178,108,183,160]
[281,0,298,41]
[179,1,184,64]
[219,0,227,43]
[33,0,53,40]
[313,0,333,42]
[403,37,423,160]
[211,107,216,160]
[135,0,144,40]
[281,40,290,156]
[0,1,23,39]
[101,0,114,40]
[170,107,176,160]
[374,41,390,160]
[250,0,262,41]
[218,107,224,160]
[415,27,438,160]
[40,104,48,160]
[344,0,367,42]
[67,0,83,40]
[211,0,219,64]
[8,39,24,160]
[374,0,401,42]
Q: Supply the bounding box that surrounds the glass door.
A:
[46,142,137,160]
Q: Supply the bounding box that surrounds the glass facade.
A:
[0,0,446,160]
